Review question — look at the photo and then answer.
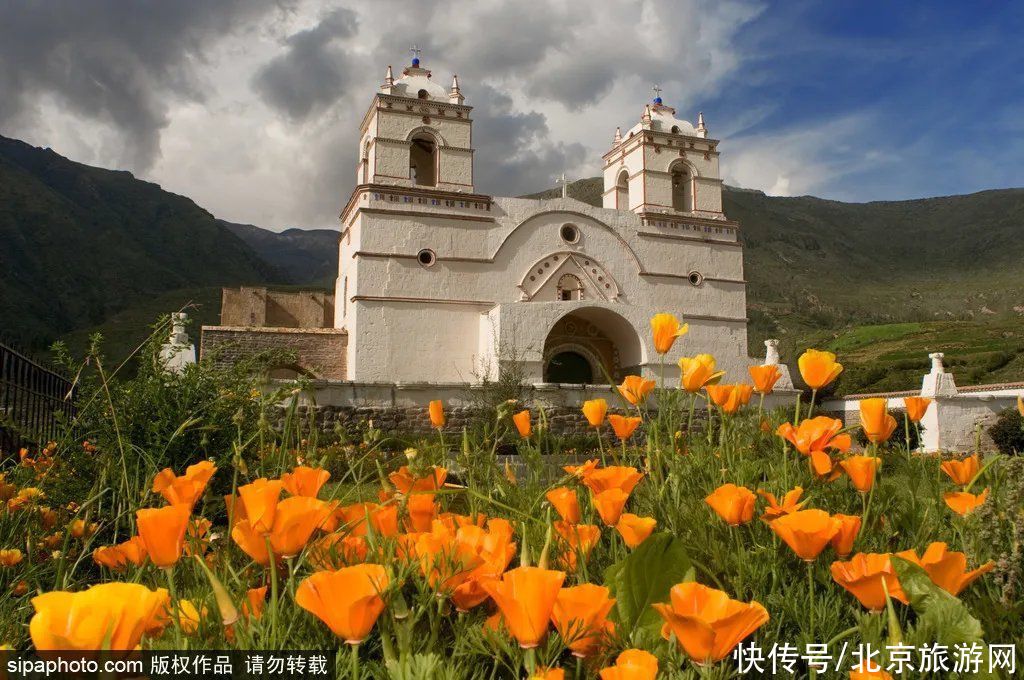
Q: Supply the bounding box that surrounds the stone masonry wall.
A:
[201,327,347,380]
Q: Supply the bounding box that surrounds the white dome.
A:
[650,106,696,135]
[392,71,449,102]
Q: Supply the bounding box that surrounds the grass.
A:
[1,333,1021,678]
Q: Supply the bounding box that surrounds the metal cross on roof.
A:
[652,85,663,104]
[555,172,571,198]
[410,45,422,61]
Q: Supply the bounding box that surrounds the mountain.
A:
[0,135,283,349]
[221,221,338,287]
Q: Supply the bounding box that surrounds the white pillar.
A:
[763,339,794,389]
[160,312,197,374]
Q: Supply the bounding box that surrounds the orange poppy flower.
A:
[776,416,852,456]
[653,582,769,664]
[545,487,581,524]
[529,669,564,680]
[580,466,643,496]
[450,520,517,612]
[748,364,782,394]
[582,399,608,427]
[242,586,268,620]
[231,519,270,565]
[757,486,807,521]
[481,565,565,648]
[136,504,191,568]
[608,414,642,441]
[770,509,841,561]
[337,502,400,538]
[295,563,389,644]
[705,484,756,526]
[563,459,599,478]
[224,493,247,529]
[830,553,908,611]
[704,384,754,414]
[940,455,980,487]
[849,661,894,679]
[267,496,334,558]
[513,410,532,438]
[310,534,369,570]
[895,542,994,596]
[839,456,880,493]
[678,354,725,392]
[428,399,445,428]
[1019,395,1024,417]
[943,488,989,516]
[810,451,842,482]
[798,349,843,390]
[93,535,149,571]
[280,465,331,498]
[174,599,206,635]
[0,548,24,567]
[859,398,897,444]
[388,466,447,495]
[554,521,601,571]
[551,583,615,657]
[406,494,438,532]
[615,514,656,548]
[830,514,862,558]
[593,488,629,526]
[903,396,932,423]
[237,478,284,534]
[598,649,659,680]
[618,375,656,406]
[151,460,216,509]
[30,582,169,651]
[650,313,688,354]
[415,526,485,594]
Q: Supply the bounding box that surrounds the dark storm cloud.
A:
[251,7,359,121]
[471,84,588,196]
[0,0,284,170]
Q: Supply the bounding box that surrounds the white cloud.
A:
[1,0,764,228]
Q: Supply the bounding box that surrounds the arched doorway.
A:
[542,307,644,384]
[545,350,593,383]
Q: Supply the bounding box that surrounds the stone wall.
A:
[269,379,795,438]
[220,287,334,328]
[201,327,347,380]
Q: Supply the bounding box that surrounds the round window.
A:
[417,249,436,267]
[687,271,704,287]
[560,224,580,244]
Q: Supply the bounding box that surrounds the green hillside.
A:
[0,135,283,350]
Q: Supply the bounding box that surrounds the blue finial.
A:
[410,45,422,67]
[652,85,663,105]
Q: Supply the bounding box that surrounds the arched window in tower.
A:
[410,132,438,186]
[671,163,692,212]
[361,140,371,183]
[616,170,630,210]
[557,274,584,301]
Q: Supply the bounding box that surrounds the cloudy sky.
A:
[2,1,1022,229]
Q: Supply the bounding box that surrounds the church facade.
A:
[203,55,755,386]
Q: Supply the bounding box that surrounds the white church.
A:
[204,52,759,390]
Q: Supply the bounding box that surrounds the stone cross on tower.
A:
[555,172,571,198]
[409,45,422,64]
[652,85,662,104]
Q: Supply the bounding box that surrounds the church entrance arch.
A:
[541,307,643,384]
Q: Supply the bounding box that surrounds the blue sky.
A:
[708,1,1024,200]
[2,1,1021,226]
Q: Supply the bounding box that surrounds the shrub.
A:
[988,407,1024,455]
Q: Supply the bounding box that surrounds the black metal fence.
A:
[0,341,75,455]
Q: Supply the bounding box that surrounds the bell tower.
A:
[602,88,723,218]
[356,49,475,192]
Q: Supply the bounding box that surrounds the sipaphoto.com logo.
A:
[1,651,143,679]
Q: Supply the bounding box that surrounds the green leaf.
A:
[891,557,984,646]
[604,532,693,642]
